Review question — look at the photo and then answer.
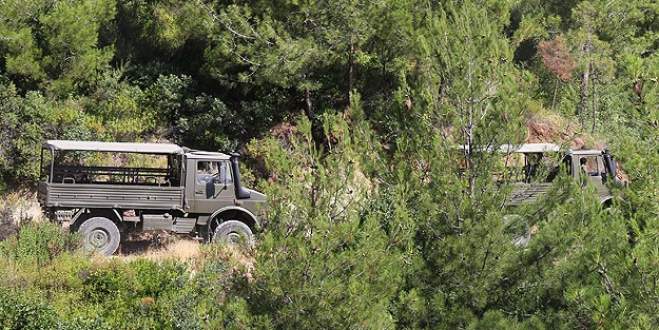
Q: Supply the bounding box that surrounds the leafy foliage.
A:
[0,0,657,328]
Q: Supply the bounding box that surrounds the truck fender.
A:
[111,209,122,222]
[601,197,613,208]
[209,206,259,230]
[71,208,122,229]
[70,208,87,225]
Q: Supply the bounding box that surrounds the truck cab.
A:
[38,140,267,256]
[184,151,265,214]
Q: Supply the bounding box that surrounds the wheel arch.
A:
[601,197,614,208]
[209,206,259,233]
[71,208,122,230]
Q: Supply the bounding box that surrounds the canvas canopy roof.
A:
[44,140,185,154]
[569,149,604,155]
[457,143,562,153]
[186,150,231,160]
[499,143,561,153]
[456,144,610,157]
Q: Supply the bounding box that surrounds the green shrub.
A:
[130,259,187,298]
[0,288,112,330]
[0,222,79,266]
[0,289,60,330]
[81,262,135,303]
[34,253,93,291]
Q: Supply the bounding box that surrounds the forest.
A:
[0,0,657,328]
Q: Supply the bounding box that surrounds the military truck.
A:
[501,143,623,207]
[37,140,267,256]
[490,143,624,246]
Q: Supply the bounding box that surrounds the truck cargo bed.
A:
[507,183,553,206]
[39,183,184,210]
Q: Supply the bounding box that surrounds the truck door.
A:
[577,155,609,197]
[194,160,235,213]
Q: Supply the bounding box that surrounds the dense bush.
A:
[0,289,62,330]
[0,0,657,328]
[0,222,79,266]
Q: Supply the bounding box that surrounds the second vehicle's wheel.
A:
[503,214,531,247]
[78,217,120,256]
[212,220,254,247]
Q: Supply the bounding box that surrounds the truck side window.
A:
[196,161,232,185]
[580,157,600,176]
[196,161,219,185]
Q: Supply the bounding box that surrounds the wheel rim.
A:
[226,232,242,244]
[88,228,110,249]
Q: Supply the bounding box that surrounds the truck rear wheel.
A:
[212,220,254,247]
[78,217,120,256]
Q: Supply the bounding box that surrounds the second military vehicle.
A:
[501,143,623,207]
[491,143,624,246]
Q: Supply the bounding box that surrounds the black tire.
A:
[503,214,531,247]
[212,220,254,247]
[78,217,120,256]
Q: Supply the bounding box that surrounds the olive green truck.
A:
[493,143,624,246]
[502,143,623,207]
[38,140,266,256]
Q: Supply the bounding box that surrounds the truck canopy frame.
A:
[41,140,191,186]
[43,140,185,154]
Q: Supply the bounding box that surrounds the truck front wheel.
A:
[212,220,254,247]
[78,217,120,256]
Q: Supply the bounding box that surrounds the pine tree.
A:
[244,96,404,328]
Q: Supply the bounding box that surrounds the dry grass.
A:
[118,238,202,263]
[112,235,255,280]
[0,193,247,270]
[0,191,43,225]
[0,191,43,240]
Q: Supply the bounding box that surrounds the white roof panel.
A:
[456,144,607,154]
[500,143,561,153]
[569,149,603,155]
[44,140,184,154]
[457,143,562,153]
[185,151,231,160]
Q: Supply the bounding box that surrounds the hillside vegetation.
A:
[0,0,657,329]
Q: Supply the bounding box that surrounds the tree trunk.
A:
[304,87,324,146]
[466,105,475,198]
[579,62,591,128]
[591,80,597,133]
[578,32,593,128]
[348,37,355,102]
[465,62,475,199]
[552,80,559,110]
[305,88,314,120]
